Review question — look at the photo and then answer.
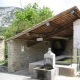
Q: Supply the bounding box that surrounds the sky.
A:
[0,0,80,14]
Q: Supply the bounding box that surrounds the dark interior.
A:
[51,39,67,56]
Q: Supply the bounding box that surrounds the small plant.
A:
[0,59,8,66]
[58,57,73,62]
[0,60,5,64]
[3,59,8,66]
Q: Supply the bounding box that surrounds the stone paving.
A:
[0,72,80,80]
[0,68,31,80]
[0,72,31,80]
[54,76,80,80]
[0,68,80,80]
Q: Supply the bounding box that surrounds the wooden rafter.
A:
[50,36,69,40]
[29,32,43,37]
[73,13,80,19]
[27,23,73,47]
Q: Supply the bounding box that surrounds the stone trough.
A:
[29,48,77,80]
[31,48,59,80]
[29,59,77,77]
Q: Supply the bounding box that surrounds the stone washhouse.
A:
[6,6,80,77]
[0,36,4,61]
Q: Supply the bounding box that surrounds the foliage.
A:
[0,59,8,66]
[3,59,8,66]
[0,26,7,36]
[0,60,5,64]
[4,25,18,38]
[0,27,8,66]
[5,3,53,39]
[58,58,73,62]
[0,43,8,66]
[4,43,8,59]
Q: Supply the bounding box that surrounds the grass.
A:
[58,58,73,62]
[64,58,73,62]
[0,60,5,64]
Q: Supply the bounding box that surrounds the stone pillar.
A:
[73,19,80,63]
[7,40,15,72]
[44,48,55,69]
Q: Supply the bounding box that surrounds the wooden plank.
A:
[50,36,69,40]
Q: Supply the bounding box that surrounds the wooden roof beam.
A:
[73,12,80,19]
[27,23,73,47]
[29,32,43,37]
[70,9,80,18]
[50,21,61,27]
[50,36,69,40]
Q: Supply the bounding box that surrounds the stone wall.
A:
[0,39,4,61]
[7,39,51,72]
[7,36,73,72]
[62,36,73,56]
[59,66,77,77]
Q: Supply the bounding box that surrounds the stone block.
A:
[32,70,37,79]
[29,61,44,74]
[33,67,59,80]
[45,68,59,80]
[59,66,77,77]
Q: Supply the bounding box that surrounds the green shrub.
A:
[0,59,8,66]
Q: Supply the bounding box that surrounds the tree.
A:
[5,3,53,38]
[0,26,7,36]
